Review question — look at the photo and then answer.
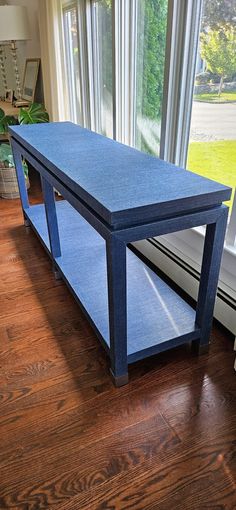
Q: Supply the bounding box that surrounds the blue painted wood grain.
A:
[41,176,61,258]
[9,122,231,227]
[11,142,29,210]
[25,200,198,359]
[196,207,228,347]
[106,235,128,380]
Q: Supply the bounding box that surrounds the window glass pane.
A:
[93,0,113,138]
[187,0,236,210]
[63,7,81,123]
[135,0,168,155]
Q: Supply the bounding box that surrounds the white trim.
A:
[63,6,82,123]
[86,1,96,132]
[175,0,202,167]
[159,0,174,159]
[114,0,137,146]
[129,0,137,147]
[160,0,203,165]
[226,193,236,247]
[76,0,91,129]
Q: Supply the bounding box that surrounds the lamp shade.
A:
[0,5,30,41]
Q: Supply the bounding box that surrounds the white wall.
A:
[0,0,42,99]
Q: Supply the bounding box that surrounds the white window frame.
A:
[226,195,236,247]
[63,5,82,123]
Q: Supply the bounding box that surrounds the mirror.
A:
[22,58,40,102]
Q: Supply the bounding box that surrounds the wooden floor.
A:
[0,173,235,510]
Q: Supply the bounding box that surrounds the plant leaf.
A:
[0,143,13,165]
[0,109,18,134]
[18,103,49,125]
[0,108,7,134]
[5,115,18,126]
[0,108,5,122]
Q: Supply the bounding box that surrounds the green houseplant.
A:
[0,103,49,199]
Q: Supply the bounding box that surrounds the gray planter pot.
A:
[0,166,30,199]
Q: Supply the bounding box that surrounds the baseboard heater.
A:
[132,238,236,336]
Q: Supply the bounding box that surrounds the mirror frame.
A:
[22,58,40,102]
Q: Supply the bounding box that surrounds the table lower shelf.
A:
[25,200,200,363]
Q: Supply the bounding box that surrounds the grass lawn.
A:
[188,140,236,210]
[194,91,236,103]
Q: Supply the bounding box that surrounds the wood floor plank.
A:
[1,345,233,463]
[0,413,179,509]
[54,434,236,510]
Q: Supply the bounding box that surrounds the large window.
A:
[62,0,168,149]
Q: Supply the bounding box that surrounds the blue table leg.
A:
[106,235,128,386]
[193,206,228,354]
[41,176,62,279]
[11,143,29,225]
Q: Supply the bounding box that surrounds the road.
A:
[190,101,236,142]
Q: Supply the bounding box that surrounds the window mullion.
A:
[93,2,102,134]
[84,0,95,131]
[226,195,236,247]
[160,0,203,167]
[121,0,126,143]
[63,5,82,123]
[77,0,91,128]
[115,0,137,147]
[129,0,138,148]
[63,11,74,119]
[175,0,203,167]
[85,0,98,132]
[68,12,77,121]
[112,0,118,140]
[159,0,175,161]
[123,0,132,146]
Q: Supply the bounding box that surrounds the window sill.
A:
[192,224,236,256]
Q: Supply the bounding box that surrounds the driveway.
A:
[190,101,236,142]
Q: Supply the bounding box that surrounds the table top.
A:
[9,122,231,227]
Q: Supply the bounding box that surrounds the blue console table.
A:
[10,122,231,386]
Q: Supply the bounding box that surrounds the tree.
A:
[202,0,236,30]
[200,25,236,95]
